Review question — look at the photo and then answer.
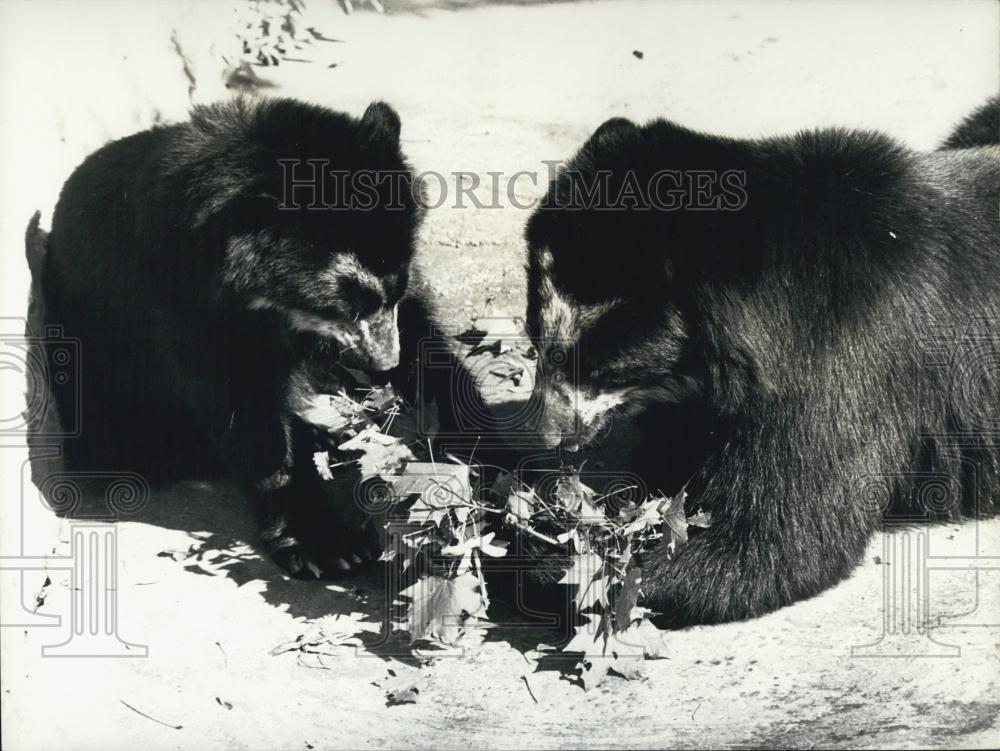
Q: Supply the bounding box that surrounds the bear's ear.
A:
[588,117,638,148]
[362,101,402,144]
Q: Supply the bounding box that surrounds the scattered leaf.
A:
[613,565,643,628]
[558,553,607,612]
[659,491,688,554]
[399,572,488,645]
[454,327,488,347]
[300,392,368,433]
[555,474,597,515]
[687,509,713,528]
[339,428,414,477]
[389,462,471,526]
[386,684,420,706]
[506,489,535,521]
[270,613,376,657]
[312,451,333,481]
[441,532,508,558]
[466,339,509,358]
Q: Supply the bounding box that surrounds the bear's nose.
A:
[560,437,581,453]
[538,429,580,452]
[367,349,399,372]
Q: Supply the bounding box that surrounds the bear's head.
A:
[523,116,754,448]
[176,98,423,372]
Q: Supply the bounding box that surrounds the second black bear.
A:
[524,101,1000,624]
[942,95,999,149]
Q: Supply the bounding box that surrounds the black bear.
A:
[38,97,424,575]
[523,100,1000,624]
[942,95,999,149]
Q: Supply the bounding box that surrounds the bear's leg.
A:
[227,402,380,578]
[641,412,884,625]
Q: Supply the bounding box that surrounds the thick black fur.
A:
[524,100,1000,625]
[39,97,424,575]
[941,95,999,149]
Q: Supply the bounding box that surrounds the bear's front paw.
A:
[260,508,382,579]
[271,539,378,580]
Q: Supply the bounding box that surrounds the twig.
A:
[691,699,703,721]
[381,405,400,434]
[297,653,334,670]
[521,674,539,704]
[514,521,559,547]
[467,435,482,469]
[593,485,638,505]
[527,483,558,520]
[119,700,183,730]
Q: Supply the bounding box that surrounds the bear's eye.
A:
[337,278,383,321]
[309,304,351,322]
